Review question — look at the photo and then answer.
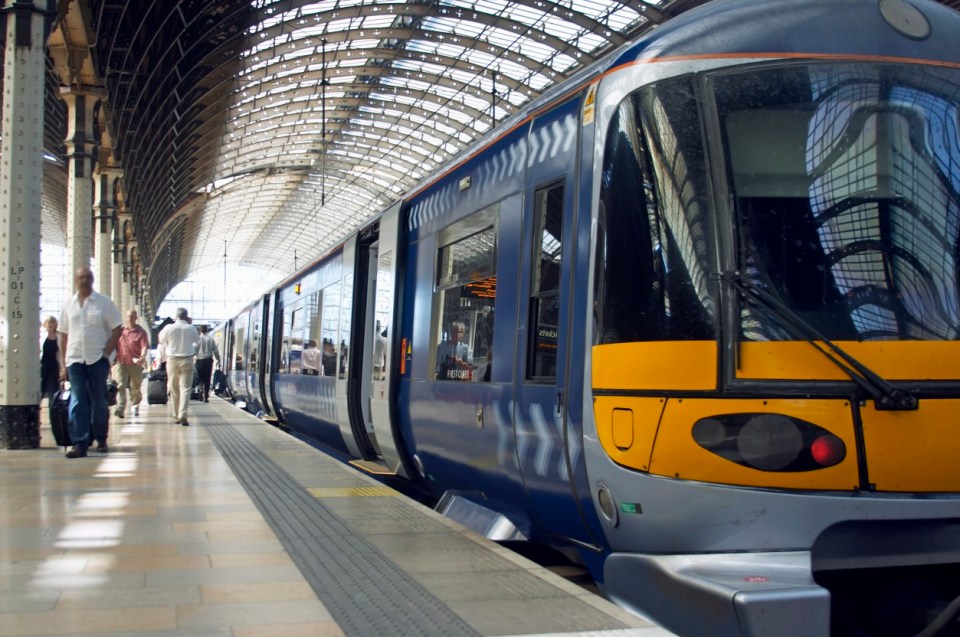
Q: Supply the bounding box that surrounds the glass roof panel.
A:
[142,0,682,310]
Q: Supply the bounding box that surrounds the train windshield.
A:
[716,63,960,342]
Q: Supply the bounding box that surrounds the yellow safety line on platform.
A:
[307,486,400,498]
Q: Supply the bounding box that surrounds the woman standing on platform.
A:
[40,316,60,406]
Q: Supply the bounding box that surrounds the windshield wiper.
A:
[726,272,918,411]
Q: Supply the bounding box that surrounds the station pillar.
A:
[112,243,123,308]
[0,0,55,449]
[61,88,100,277]
[92,167,117,301]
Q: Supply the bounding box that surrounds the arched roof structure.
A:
[16,0,958,312]
[86,0,707,310]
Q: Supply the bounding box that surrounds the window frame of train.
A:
[430,203,500,382]
[596,76,719,347]
[234,322,246,370]
[527,180,565,382]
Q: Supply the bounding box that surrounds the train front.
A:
[582,0,960,635]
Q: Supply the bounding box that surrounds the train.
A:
[217,0,960,634]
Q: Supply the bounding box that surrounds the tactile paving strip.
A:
[202,414,482,637]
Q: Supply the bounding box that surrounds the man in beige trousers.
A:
[114,309,150,418]
[158,308,199,426]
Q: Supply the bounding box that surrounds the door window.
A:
[371,251,393,381]
[338,273,353,379]
[528,182,564,380]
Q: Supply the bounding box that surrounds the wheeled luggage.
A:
[190,365,202,401]
[50,386,72,447]
[147,372,168,405]
[212,369,228,397]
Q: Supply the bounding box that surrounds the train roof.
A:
[611,0,960,68]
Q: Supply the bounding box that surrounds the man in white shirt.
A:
[57,267,123,458]
[194,325,220,402]
[159,308,199,426]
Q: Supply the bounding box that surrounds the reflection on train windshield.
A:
[718,64,960,342]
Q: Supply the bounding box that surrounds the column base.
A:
[0,405,40,449]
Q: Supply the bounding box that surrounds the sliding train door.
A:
[336,237,369,458]
[354,203,409,476]
[248,295,269,415]
[259,289,281,420]
[515,101,600,550]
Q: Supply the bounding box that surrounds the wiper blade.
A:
[727,272,918,411]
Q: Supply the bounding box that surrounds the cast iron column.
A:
[61,88,99,276]
[92,167,116,300]
[0,0,55,448]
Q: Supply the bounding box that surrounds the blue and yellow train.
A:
[222,0,960,634]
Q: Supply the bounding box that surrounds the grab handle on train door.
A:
[556,389,564,416]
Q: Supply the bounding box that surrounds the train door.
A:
[355,203,409,476]
[260,289,281,420]
[515,103,600,549]
[336,237,372,458]
[221,319,234,398]
[248,295,268,414]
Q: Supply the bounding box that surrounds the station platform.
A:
[0,397,670,637]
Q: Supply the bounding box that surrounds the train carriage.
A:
[224,1,960,634]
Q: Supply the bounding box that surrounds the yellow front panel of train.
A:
[647,398,860,491]
[738,341,960,381]
[861,400,960,493]
[594,397,666,472]
[593,341,717,390]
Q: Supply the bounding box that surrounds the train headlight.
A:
[692,413,846,472]
[737,414,803,471]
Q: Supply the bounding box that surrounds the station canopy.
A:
[88,0,704,309]
[88,0,960,310]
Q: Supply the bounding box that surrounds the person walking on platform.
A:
[159,308,199,426]
[194,325,220,403]
[114,309,150,418]
[40,316,60,408]
[57,267,123,458]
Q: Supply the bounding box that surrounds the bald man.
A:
[57,267,123,458]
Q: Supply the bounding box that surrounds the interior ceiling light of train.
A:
[90,0,700,310]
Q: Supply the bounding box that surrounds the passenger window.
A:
[300,292,322,376]
[528,182,564,380]
[289,306,304,374]
[338,273,352,379]
[432,205,498,382]
[371,251,393,382]
[320,283,340,377]
[234,324,245,370]
[250,314,260,368]
[279,308,292,374]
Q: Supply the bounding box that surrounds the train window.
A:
[597,77,717,344]
[250,314,261,367]
[320,283,340,377]
[714,63,960,342]
[278,307,292,374]
[288,305,306,374]
[299,292,321,376]
[338,273,352,379]
[528,182,564,380]
[432,204,499,382]
[371,251,392,382]
[234,324,245,370]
